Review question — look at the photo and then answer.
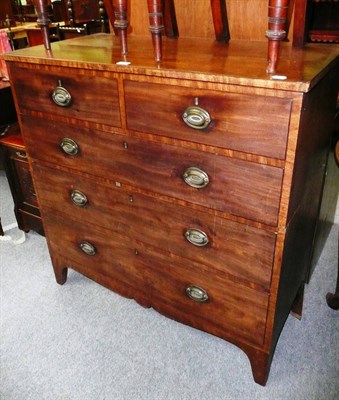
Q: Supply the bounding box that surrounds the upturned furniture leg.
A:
[163,0,178,38]
[113,0,128,55]
[103,0,116,34]
[266,0,290,74]
[147,0,165,62]
[32,0,51,51]
[210,0,230,42]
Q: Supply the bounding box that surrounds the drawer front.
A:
[9,65,121,127]
[44,213,269,346]
[23,116,283,225]
[124,80,291,159]
[33,164,276,289]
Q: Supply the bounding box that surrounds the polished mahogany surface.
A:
[3,33,339,90]
[4,33,339,386]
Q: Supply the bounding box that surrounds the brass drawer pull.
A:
[79,241,96,256]
[186,285,209,303]
[52,82,72,107]
[60,138,79,156]
[15,150,27,159]
[182,105,211,130]
[183,167,209,189]
[70,190,88,207]
[184,228,209,247]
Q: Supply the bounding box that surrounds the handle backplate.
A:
[186,285,209,303]
[182,105,211,130]
[183,167,209,189]
[79,241,96,256]
[71,190,88,207]
[60,138,79,156]
[184,228,209,247]
[52,85,72,107]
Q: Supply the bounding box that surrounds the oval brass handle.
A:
[70,190,88,207]
[52,85,72,107]
[186,285,209,303]
[182,106,211,130]
[182,167,209,189]
[60,138,79,156]
[79,241,96,256]
[15,150,27,159]
[184,228,209,247]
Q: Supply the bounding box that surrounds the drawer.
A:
[9,65,121,127]
[143,248,269,346]
[23,116,283,226]
[43,212,148,301]
[124,80,292,160]
[33,164,276,289]
[44,213,269,346]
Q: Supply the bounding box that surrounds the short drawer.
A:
[124,80,292,159]
[9,64,121,127]
[23,116,283,226]
[33,164,276,289]
[143,248,269,346]
[43,212,148,301]
[44,213,269,346]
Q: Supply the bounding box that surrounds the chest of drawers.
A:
[4,34,339,385]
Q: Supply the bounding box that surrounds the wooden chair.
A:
[293,0,339,47]
[57,0,109,41]
[108,0,230,61]
[33,0,294,73]
[109,0,290,73]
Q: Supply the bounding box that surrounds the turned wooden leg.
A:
[163,0,178,38]
[32,0,51,51]
[113,0,129,55]
[266,0,290,74]
[210,0,230,42]
[147,0,165,62]
[103,0,116,34]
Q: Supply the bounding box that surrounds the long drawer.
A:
[10,64,121,127]
[124,80,292,159]
[44,212,269,346]
[23,116,283,225]
[33,164,276,289]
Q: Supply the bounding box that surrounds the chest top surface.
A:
[3,33,339,92]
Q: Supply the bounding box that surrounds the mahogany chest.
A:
[4,34,339,385]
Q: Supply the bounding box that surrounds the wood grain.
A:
[124,79,292,159]
[43,211,270,347]
[22,115,283,226]
[33,163,277,290]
